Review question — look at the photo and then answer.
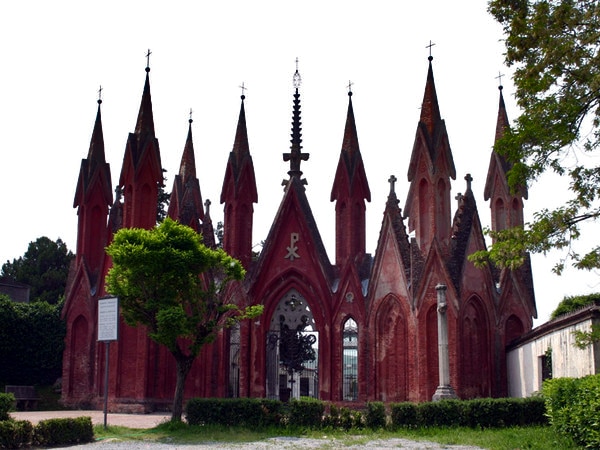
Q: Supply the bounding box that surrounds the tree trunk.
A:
[171,356,193,422]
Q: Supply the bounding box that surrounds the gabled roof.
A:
[247,175,335,290]
[448,175,486,292]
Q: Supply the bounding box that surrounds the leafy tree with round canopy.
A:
[472,1,600,274]
[105,218,262,422]
[1,237,73,304]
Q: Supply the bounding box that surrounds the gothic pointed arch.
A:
[265,288,319,401]
[342,316,359,401]
[374,295,407,402]
[460,296,492,398]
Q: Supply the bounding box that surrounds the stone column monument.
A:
[432,283,458,401]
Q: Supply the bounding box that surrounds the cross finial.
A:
[465,173,473,191]
[388,174,397,194]
[293,57,302,89]
[97,85,103,105]
[189,108,193,124]
[347,80,354,95]
[495,71,504,90]
[145,49,152,72]
[204,198,211,216]
[239,82,247,99]
[455,192,463,207]
[426,40,435,61]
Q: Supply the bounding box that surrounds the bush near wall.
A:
[0,395,13,422]
[0,420,33,449]
[390,397,547,429]
[543,375,600,449]
[186,397,545,431]
[0,416,94,449]
[185,398,283,428]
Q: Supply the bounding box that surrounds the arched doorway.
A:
[266,289,318,401]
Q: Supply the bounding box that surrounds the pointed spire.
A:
[283,58,309,181]
[232,92,250,160]
[135,50,155,136]
[341,88,359,157]
[88,94,106,167]
[495,84,510,144]
[419,55,442,136]
[178,112,197,182]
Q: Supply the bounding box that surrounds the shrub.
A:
[543,375,600,448]
[0,420,33,449]
[365,401,386,429]
[390,402,418,428]
[0,394,14,421]
[185,398,283,428]
[33,417,94,447]
[288,398,324,429]
[418,399,465,428]
[323,404,363,430]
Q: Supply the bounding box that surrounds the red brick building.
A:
[61,57,536,411]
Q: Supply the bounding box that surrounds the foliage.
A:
[0,394,13,422]
[543,374,600,448]
[551,292,600,319]
[365,401,387,429]
[389,397,546,429]
[323,404,364,430]
[105,218,262,421]
[0,296,65,385]
[480,0,600,273]
[1,237,73,304]
[157,169,170,223]
[0,420,33,449]
[287,398,325,429]
[32,417,94,447]
[185,398,283,428]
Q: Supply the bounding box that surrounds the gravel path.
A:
[12,411,485,449]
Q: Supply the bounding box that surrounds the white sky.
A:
[1,1,598,326]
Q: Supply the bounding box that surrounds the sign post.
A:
[98,297,119,429]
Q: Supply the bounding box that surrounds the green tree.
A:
[475,1,600,274]
[0,295,65,385]
[1,237,74,304]
[105,218,262,422]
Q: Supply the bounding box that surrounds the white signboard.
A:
[98,297,119,342]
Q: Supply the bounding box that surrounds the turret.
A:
[220,93,258,269]
[404,56,456,254]
[118,56,163,230]
[331,88,371,266]
[484,84,527,237]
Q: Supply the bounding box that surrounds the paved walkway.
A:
[11,410,171,428]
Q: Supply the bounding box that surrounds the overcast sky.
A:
[1,1,597,325]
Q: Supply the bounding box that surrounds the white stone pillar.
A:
[433,283,458,401]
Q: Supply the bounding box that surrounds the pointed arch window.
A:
[342,317,358,401]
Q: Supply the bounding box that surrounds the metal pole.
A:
[103,341,110,429]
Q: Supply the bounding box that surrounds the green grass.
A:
[93,423,582,449]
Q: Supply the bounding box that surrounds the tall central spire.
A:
[283,58,309,182]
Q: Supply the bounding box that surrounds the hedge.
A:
[186,396,545,431]
[543,375,600,449]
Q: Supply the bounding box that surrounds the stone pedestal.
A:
[432,384,457,401]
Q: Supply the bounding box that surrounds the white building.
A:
[507,302,600,397]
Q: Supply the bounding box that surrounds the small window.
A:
[342,318,358,401]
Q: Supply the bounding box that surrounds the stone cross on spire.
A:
[388,174,397,194]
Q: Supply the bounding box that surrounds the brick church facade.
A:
[61,56,536,411]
